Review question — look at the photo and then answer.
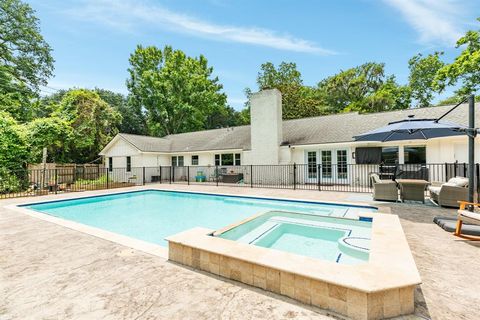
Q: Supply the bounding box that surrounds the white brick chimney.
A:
[249,89,283,165]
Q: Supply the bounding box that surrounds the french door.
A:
[305,149,349,183]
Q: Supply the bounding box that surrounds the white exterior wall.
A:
[279,146,292,164]
[426,136,480,164]
[249,89,283,165]
[103,138,140,159]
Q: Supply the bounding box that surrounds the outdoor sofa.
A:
[428,176,469,207]
[370,173,398,201]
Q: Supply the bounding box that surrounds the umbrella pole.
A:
[468,94,476,206]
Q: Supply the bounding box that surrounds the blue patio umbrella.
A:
[353,117,467,142]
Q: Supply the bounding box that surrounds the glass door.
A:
[318,149,349,183]
[320,150,333,181]
[337,149,348,181]
[306,151,318,182]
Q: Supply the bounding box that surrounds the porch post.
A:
[398,145,405,164]
[468,95,476,205]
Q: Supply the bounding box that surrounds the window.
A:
[126,156,131,172]
[381,147,398,165]
[221,154,234,165]
[191,155,199,165]
[171,156,184,167]
[215,153,241,166]
[404,146,426,164]
[108,157,113,172]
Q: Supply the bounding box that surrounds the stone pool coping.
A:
[166,211,421,293]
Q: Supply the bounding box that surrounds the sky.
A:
[29,0,480,110]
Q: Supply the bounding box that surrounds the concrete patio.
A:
[1,185,478,319]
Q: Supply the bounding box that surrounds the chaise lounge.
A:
[455,201,480,240]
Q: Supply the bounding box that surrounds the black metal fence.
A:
[1,162,478,199]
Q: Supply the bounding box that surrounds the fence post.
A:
[317,164,321,191]
[216,165,219,186]
[106,168,109,189]
[250,165,253,188]
[293,163,297,190]
[143,167,146,185]
[54,168,58,195]
[159,166,162,184]
[187,166,190,185]
[170,166,173,184]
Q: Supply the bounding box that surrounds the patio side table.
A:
[396,179,430,203]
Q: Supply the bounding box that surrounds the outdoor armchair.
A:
[428,176,468,208]
[370,173,398,202]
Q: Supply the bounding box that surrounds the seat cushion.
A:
[458,209,480,221]
[440,220,480,236]
[370,174,381,184]
[447,176,469,187]
[428,186,441,195]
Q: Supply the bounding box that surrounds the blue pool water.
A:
[24,190,376,247]
[218,211,372,264]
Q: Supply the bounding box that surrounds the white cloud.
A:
[383,0,466,45]
[67,0,335,55]
[227,97,247,105]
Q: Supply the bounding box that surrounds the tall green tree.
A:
[26,116,72,163]
[54,89,121,162]
[318,62,411,113]
[435,18,480,96]
[94,88,147,135]
[408,52,445,107]
[0,111,29,191]
[126,45,232,136]
[0,111,29,171]
[245,62,328,120]
[0,0,54,121]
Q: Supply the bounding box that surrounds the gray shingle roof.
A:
[117,103,477,153]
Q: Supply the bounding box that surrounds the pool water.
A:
[218,211,372,265]
[24,190,375,247]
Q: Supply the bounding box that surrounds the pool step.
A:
[235,221,279,244]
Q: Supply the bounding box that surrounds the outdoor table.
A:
[222,173,244,183]
[396,179,430,203]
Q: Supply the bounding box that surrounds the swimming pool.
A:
[24,190,376,247]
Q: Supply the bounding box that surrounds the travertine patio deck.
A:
[1,185,478,319]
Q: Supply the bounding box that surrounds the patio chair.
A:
[370,173,398,202]
[455,201,480,240]
[209,168,224,182]
[428,176,468,208]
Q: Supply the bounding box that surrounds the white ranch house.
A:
[99,89,479,186]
